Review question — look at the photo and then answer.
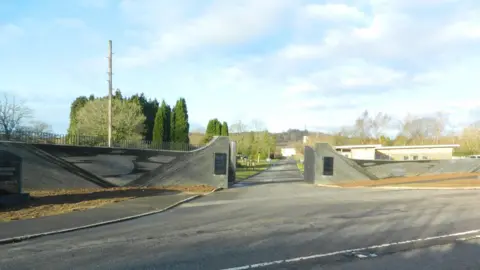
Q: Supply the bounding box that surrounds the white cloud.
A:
[74,0,480,132]
[284,82,318,95]
[0,24,23,43]
[7,0,480,134]
[117,0,296,68]
[278,44,325,60]
[442,11,480,40]
[303,3,366,22]
[285,59,406,94]
[54,18,87,29]
[78,0,110,8]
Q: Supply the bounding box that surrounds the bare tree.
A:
[370,112,392,140]
[432,111,449,144]
[462,126,480,154]
[28,120,52,133]
[353,110,372,143]
[0,93,32,139]
[230,120,248,133]
[250,119,267,132]
[400,114,438,144]
[17,120,52,133]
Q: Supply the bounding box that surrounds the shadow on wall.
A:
[353,158,480,178]
[29,136,231,189]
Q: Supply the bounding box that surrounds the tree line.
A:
[300,110,480,156]
[152,98,189,145]
[228,119,277,159]
[0,93,52,139]
[203,118,229,143]
[67,90,190,146]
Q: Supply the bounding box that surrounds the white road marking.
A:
[220,229,480,270]
[373,186,480,190]
[457,234,480,241]
[316,184,342,188]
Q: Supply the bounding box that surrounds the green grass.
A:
[235,160,272,180]
[297,162,304,173]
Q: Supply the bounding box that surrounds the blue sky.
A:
[1,0,480,134]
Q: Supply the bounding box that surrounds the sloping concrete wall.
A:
[353,159,436,178]
[353,158,480,178]
[303,146,315,183]
[33,136,231,189]
[0,142,104,190]
[310,143,375,184]
[129,136,231,188]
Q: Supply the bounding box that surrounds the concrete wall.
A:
[377,147,454,160]
[0,142,106,191]
[303,146,315,183]
[34,136,231,189]
[1,136,232,191]
[228,141,237,184]
[305,144,480,183]
[304,143,375,185]
[351,148,376,160]
[353,158,480,178]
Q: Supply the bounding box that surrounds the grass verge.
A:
[235,160,272,180]
[297,162,304,173]
[0,185,215,222]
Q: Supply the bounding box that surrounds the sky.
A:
[1,0,480,134]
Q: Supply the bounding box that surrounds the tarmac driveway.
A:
[1,160,480,269]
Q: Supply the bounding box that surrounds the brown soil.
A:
[0,185,216,222]
[337,172,480,188]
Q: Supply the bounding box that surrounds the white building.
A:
[281,148,296,157]
[335,144,460,160]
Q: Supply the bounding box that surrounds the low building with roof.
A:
[335,144,460,160]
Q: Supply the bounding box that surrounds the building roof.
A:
[335,144,460,150]
[375,144,460,150]
[335,144,382,149]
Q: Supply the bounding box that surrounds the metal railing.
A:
[0,131,205,152]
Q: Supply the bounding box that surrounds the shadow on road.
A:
[264,239,480,270]
[1,188,181,211]
[231,179,305,188]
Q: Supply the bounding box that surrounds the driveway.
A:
[1,160,480,269]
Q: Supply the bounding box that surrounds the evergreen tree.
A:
[221,121,229,136]
[205,119,215,136]
[170,106,176,142]
[214,120,222,135]
[172,98,190,143]
[67,96,89,143]
[114,89,123,100]
[203,119,216,143]
[164,104,171,142]
[152,100,168,146]
[128,93,159,142]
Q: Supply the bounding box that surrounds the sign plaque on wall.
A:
[0,151,22,194]
[322,156,334,176]
[214,153,228,175]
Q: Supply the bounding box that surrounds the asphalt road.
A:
[1,160,480,269]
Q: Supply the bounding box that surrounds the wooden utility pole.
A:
[107,40,113,147]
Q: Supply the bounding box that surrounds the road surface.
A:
[1,160,480,269]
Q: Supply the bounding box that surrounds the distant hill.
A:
[190,122,206,133]
[189,128,331,147]
[273,129,330,147]
[189,132,205,145]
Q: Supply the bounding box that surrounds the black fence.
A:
[0,131,205,152]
